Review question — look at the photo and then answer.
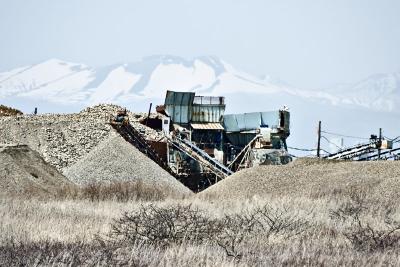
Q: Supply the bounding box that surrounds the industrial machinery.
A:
[109,91,292,191]
[110,109,129,126]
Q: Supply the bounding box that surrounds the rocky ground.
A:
[64,134,191,196]
[0,104,190,198]
[0,144,74,198]
[0,104,163,170]
[200,158,400,201]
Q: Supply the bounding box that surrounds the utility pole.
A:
[317,121,322,158]
[378,128,382,160]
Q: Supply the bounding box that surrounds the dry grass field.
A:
[1,159,400,266]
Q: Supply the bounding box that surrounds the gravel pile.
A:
[200,158,400,201]
[0,104,163,170]
[63,134,192,196]
[0,144,74,198]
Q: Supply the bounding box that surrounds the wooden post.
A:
[317,121,322,158]
[378,128,382,160]
[146,103,152,127]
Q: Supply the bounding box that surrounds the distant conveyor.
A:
[358,147,400,161]
[323,141,377,160]
[112,122,233,180]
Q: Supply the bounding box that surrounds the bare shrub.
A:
[330,189,400,252]
[215,204,311,260]
[255,204,311,238]
[109,204,221,247]
[55,181,170,202]
[107,203,311,261]
[0,239,149,266]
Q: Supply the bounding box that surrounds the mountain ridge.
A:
[0,55,398,114]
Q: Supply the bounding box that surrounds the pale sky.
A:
[0,0,399,89]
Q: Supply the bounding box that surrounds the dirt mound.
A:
[200,158,400,201]
[63,134,192,196]
[0,145,74,198]
[0,104,162,170]
[0,105,22,116]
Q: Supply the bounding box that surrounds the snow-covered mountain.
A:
[0,56,398,153]
[1,55,398,113]
[328,73,400,112]
[0,56,294,107]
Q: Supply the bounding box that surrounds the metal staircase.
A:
[166,136,234,179]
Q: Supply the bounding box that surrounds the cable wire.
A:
[384,136,400,143]
[321,136,342,150]
[287,146,316,152]
[321,130,370,140]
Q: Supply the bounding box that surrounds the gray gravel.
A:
[0,144,73,198]
[63,134,192,196]
[200,158,400,201]
[0,104,163,170]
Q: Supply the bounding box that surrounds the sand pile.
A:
[0,144,74,198]
[63,134,192,196]
[200,158,400,200]
[0,104,162,170]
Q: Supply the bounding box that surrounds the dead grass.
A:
[1,159,400,266]
[0,105,22,117]
[1,187,400,266]
[56,180,188,202]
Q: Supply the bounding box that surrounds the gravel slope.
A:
[0,145,74,198]
[0,104,163,170]
[63,134,192,196]
[200,158,400,201]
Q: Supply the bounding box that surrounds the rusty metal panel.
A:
[164,90,195,124]
[148,141,168,162]
[190,123,224,130]
[280,111,290,131]
[193,96,225,105]
[192,104,225,123]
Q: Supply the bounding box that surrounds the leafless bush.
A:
[107,203,311,261]
[55,181,170,202]
[330,189,368,222]
[330,189,400,252]
[215,204,311,260]
[82,181,169,201]
[109,204,221,247]
[0,239,146,266]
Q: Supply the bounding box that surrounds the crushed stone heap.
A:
[63,135,192,196]
[0,104,163,170]
[0,144,73,198]
[200,158,400,201]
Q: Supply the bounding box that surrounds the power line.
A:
[321,136,342,150]
[384,136,400,142]
[288,146,316,152]
[321,130,370,140]
[288,146,330,156]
